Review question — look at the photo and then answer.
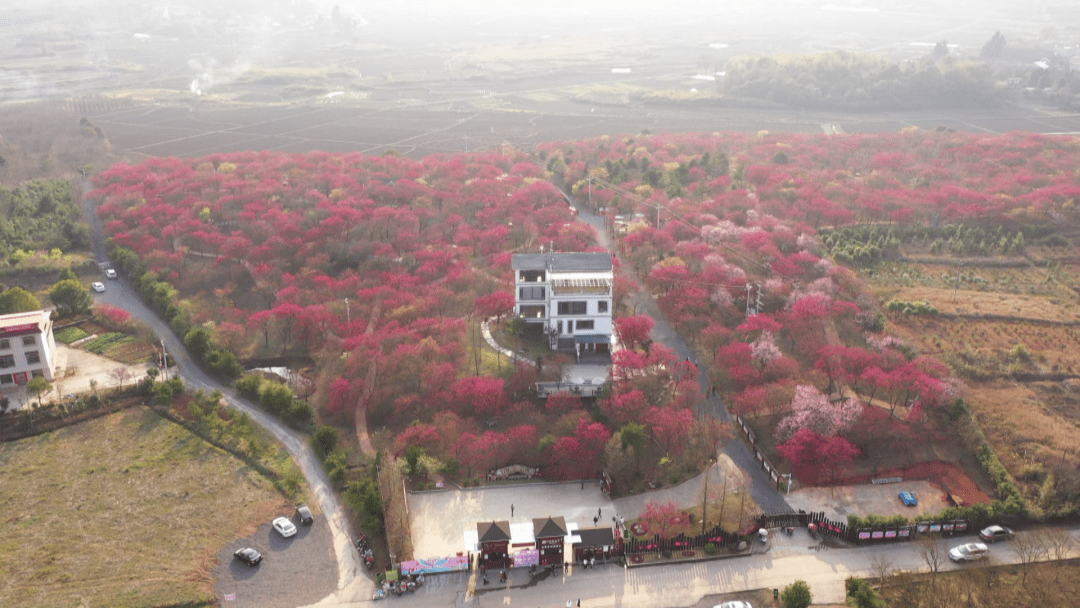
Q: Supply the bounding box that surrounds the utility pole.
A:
[160,338,169,381]
[745,283,753,318]
[345,298,351,325]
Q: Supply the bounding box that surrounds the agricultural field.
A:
[0,407,289,608]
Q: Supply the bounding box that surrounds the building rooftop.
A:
[477,520,512,543]
[0,310,50,335]
[574,526,615,547]
[532,516,568,539]
[512,252,612,273]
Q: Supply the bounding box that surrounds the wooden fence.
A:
[735,415,787,491]
[757,511,972,545]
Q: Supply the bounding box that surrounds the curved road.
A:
[80,191,367,601]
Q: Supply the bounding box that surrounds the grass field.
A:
[0,408,289,608]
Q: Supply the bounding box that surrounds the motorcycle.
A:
[808,523,818,540]
[372,589,386,601]
[364,549,375,570]
[784,526,794,536]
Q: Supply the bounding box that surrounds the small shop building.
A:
[572,526,616,564]
[532,516,567,566]
[476,520,512,570]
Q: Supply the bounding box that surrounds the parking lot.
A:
[786,480,949,522]
[213,507,340,608]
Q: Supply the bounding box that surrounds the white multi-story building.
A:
[0,310,56,385]
[512,252,613,355]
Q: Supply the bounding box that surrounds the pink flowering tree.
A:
[775,385,862,441]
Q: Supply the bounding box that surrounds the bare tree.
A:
[1011,532,1046,584]
[870,553,895,589]
[1040,527,1074,561]
[915,536,945,576]
[109,367,131,390]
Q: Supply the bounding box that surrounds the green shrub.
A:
[704,543,717,555]
[780,580,812,608]
[846,577,886,608]
[235,373,263,398]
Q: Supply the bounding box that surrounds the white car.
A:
[91,282,106,293]
[714,602,753,608]
[272,516,297,538]
[949,542,989,563]
[105,268,117,279]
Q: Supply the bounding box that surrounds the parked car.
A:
[978,525,1014,543]
[105,268,117,279]
[296,504,314,525]
[714,602,753,608]
[234,547,262,566]
[949,542,989,563]
[91,282,106,293]
[898,491,918,506]
[272,516,297,538]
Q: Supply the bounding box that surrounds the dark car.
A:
[234,547,262,567]
[978,525,1014,543]
[296,504,314,526]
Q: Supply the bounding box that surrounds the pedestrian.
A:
[511,504,515,517]
[577,600,581,607]
[581,480,584,489]
[566,601,572,608]
[598,507,602,518]
[593,516,598,525]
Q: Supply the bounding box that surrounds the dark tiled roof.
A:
[512,252,612,272]
[477,521,511,542]
[574,527,614,547]
[532,516,568,538]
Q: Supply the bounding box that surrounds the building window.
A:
[22,336,36,346]
[598,301,608,313]
[0,374,12,384]
[0,339,8,350]
[31,369,43,378]
[26,351,40,364]
[576,320,594,330]
[519,285,545,300]
[0,354,13,368]
[557,301,587,315]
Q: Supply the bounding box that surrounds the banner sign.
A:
[400,555,469,575]
[513,549,539,567]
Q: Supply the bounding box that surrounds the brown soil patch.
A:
[834,461,992,506]
[889,286,1078,322]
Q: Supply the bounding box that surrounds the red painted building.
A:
[476,521,511,569]
[532,516,567,566]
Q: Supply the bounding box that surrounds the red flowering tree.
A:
[777,428,860,483]
[636,500,692,539]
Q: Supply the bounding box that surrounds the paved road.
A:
[570,200,790,514]
[303,525,1080,607]
[79,189,368,600]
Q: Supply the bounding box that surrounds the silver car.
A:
[949,542,989,563]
